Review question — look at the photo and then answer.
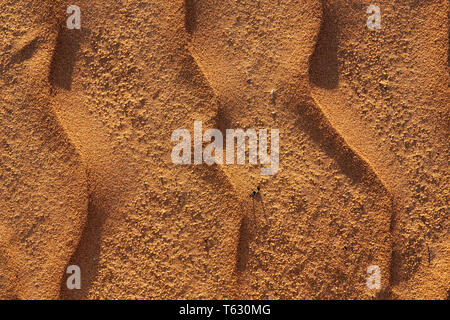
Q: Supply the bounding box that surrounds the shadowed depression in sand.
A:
[0,0,448,299]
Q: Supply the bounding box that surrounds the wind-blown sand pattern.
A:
[0,0,448,299]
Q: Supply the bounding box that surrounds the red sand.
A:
[0,0,448,299]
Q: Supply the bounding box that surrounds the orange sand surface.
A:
[0,0,448,299]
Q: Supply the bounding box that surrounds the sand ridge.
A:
[0,0,448,299]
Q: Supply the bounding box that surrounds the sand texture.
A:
[0,0,448,299]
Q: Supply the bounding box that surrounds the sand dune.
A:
[0,0,448,299]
